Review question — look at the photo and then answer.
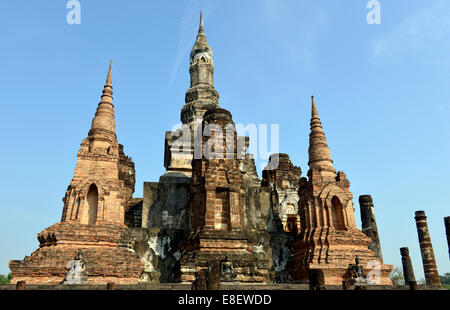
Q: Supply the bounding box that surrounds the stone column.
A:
[15,280,26,290]
[359,195,383,260]
[192,269,208,290]
[409,281,418,290]
[309,269,325,290]
[400,247,416,286]
[207,261,221,290]
[414,211,441,287]
[445,216,450,260]
[342,280,351,290]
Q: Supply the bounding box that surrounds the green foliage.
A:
[440,273,450,285]
[389,267,405,286]
[0,273,13,284]
[416,274,450,288]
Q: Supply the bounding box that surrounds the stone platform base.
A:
[179,229,269,283]
[291,263,393,286]
[9,222,144,285]
[0,283,423,290]
[291,228,393,285]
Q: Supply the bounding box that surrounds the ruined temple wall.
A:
[243,185,272,263]
[260,153,303,282]
[291,227,393,285]
[145,176,191,230]
[62,146,135,226]
[119,227,189,283]
[136,176,191,283]
[9,222,144,285]
[142,182,158,228]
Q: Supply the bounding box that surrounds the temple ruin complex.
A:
[9,12,394,287]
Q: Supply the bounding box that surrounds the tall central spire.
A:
[181,10,219,125]
[189,10,214,88]
[307,96,335,175]
[191,10,210,55]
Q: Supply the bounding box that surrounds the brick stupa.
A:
[9,61,144,284]
[290,96,393,285]
[179,108,269,283]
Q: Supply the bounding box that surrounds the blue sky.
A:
[0,0,449,279]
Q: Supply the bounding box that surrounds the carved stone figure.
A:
[63,251,88,284]
[221,256,237,282]
[349,256,367,285]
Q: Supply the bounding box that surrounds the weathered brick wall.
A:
[179,108,269,283]
[9,222,144,284]
[9,62,143,285]
[125,199,143,228]
[260,153,302,283]
[61,63,135,226]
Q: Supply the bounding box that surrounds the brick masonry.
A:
[290,97,393,285]
[9,14,397,288]
[9,61,144,285]
[180,108,269,283]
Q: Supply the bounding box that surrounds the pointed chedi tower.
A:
[182,9,219,125]
[141,12,270,283]
[144,11,224,230]
[9,62,144,284]
[290,96,393,285]
[308,96,336,180]
[163,10,220,178]
[61,60,135,224]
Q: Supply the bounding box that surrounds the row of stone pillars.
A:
[399,211,448,289]
[358,196,448,289]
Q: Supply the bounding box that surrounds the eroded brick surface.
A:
[290,97,393,285]
[9,62,143,285]
[180,108,269,283]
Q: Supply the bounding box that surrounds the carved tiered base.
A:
[290,228,393,285]
[9,222,144,284]
[179,229,269,283]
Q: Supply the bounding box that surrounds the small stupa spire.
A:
[88,61,116,138]
[188,11,215,88]
[307,96,335,174]
[193,10,209,49]
[106,60,112,86]
[100,60,113,104]
[199,10,204,32]
[312,95,318,118]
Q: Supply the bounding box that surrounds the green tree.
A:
[389,267,405,286]
[439,273,450,284]
[0,273,13,284]
[440,273,450,290]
